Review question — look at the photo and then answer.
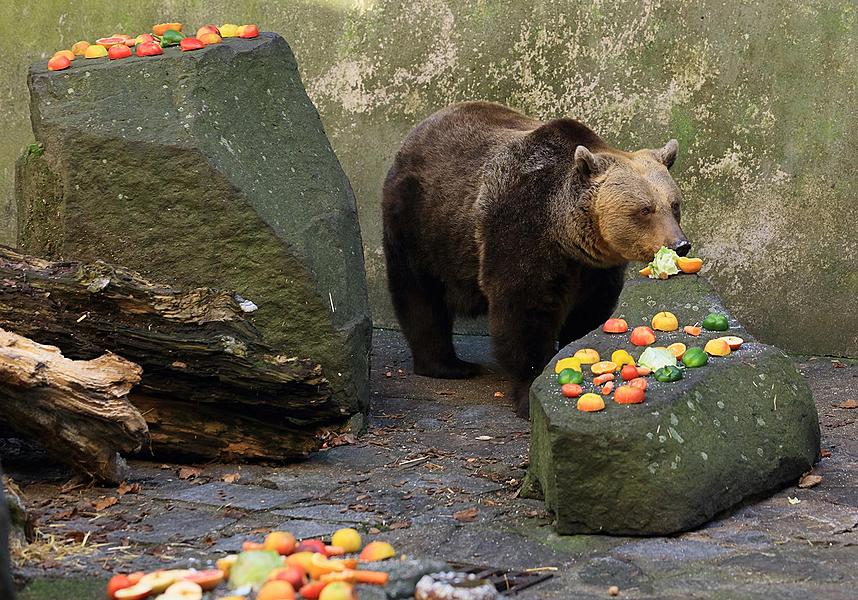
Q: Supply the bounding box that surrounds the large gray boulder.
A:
[524,274,819,535]
[15,34,370,430]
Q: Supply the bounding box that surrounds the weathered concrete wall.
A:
[1,1,856,356]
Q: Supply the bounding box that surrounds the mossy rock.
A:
[15,34,371,438]
[525,274,820,535]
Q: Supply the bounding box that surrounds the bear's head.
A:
[573,139,689,265]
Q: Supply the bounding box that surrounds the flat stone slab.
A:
[525,274,820,535]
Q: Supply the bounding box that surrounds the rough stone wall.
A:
[1,1,855,356]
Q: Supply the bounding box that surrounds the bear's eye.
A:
[640,206,653,216]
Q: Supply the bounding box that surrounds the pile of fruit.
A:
[47,22,260,71]
[555,310,743,412]
[639,246,703,279]
[106,528,396,600]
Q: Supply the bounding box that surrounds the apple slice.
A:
[719,336,744,350]
[162,580,202,600]
[182,569,224,591]
[114,582,153,600]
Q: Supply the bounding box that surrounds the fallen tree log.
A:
[0,246,343,462]
[0,329,146,483]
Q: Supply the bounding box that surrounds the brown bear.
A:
[382,101,689,417]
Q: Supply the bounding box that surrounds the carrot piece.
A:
[324,545,346,556]
[593,373,615,385]
[601,381,614,395]
[683,325,702,337]
[629,377,648,391]
[320,569,390,585]
[636,366,651,376]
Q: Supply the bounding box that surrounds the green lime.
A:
[702,313,729,331]
[160,29,186,46]
[654,365,684,382]
[682,347,708,368]
[557,368,583,385]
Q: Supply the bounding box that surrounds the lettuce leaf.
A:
[648,246,680,279]
[228,550,283,589]
[638,347,677,371]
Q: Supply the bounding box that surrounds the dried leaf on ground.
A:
[475,435,494,441]
[388,520,410,530]
[221,473,240,484]
[831,360,846,368]
[833,399,857,409]
[493,391,505,398]
[798,473,823,489]
[328,433,357,448]
[93,496,118,511]
[117,482,140,496]
[453,507,479,522]
[178,466,202,480]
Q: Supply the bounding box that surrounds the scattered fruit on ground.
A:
[238,24,260,38]
[636,366,651,376]
[196,25,220,38]
[53,49,75,61]
[153,22,183,36]
[242,541,265,551]
[199,32,222,45]
[331,528,362,553]
[611,349,635,368]
[296,539,327,555]
[180,37,205,51]
[638,347,677,371]
[573,348,600,364]
[676,256,703,273]
[257,580,296,600]
[704,338,731,356]
[667,342,686,359]
[107,574,133,599]
[136,41,163,57]
[135,33,156,45]
[630,326,656,346]
[359,541,396,562]
[593,373,614,385]
[577,393,605,412]
[557,368,583,385]
[682,347,709,368]
[591,360,617,375]
[113,582,153,600]
[600,381,614,395]
[215,555,237,577]
[639,265,652,277]
[220,23,240,37]
[47,55,71,71]
[561,383,583,398]
[264,531,296,556]
[268,565,305,589]
[71,40,90,55]
[108,45,132,60]
[683,325,702,336]
[603,318,628,333]
[286,552,316,573]
[84,44,108,58]
[162,580,203,600]
[96,36,127,48]
[702,312,729,331]
[654,365,683,382]
[319,570,389,585]
[319,581,356,600]
[629,377,648,390]
[652,311,679,332]
[182,569,223,590]
[160,29,186,47]
[719,335,744,350]
[620,364,639,381]
[554,356,582,373]
[299,581,328,600]
[614,385,646,404]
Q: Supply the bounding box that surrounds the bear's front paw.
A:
[513,382,531,419]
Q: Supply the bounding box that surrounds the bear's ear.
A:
[657,139,678,169]
[574,145,602,178]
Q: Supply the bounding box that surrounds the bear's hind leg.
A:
[384,233,481,380]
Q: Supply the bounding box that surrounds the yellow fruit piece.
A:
[71,40,90,55]
[590,361,618,375]
[704,338,731,356]
[53,49,75,61]
[610,349,635,368]
[285,551,315,572]
[577,393,605,412]
[359,541,396,562]
[573,348,600,364]
[331,528,362,553]
[215,554,237,577]
[554,356,582,373]
[667,343,686,359]
[320,582,355,600]
[220,23,240,37]
[84,44,108,58]
[651,311,679,332]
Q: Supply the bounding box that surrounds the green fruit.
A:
[557,368,583,385]
[702,313,729,331]
[654,365,684,382]
[160,29,186,46]
[682,347,708,368]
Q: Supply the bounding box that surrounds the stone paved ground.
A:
[5,330,858,599]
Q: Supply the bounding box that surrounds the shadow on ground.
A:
[5,330,858,599]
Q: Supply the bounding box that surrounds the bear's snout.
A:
[670,239,691,257]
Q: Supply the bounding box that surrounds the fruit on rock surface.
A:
[286,551,316,572]
[153,22,183,36]
[180,37,205,52]
[629,377,647,390]
[704,338,731,356]
[296,539,327,555]
[268,565,306,588]
[573,348,600,364]
[561,383,583,398]
[630,326,656,346]
[196,25,219,38]
[638,347,676,372]
[257,580,296,600]
[577,393,605,412]
[264,531,296,555]
[238,24,260,38]
[113,582,153,600]
[162,580,203,600]
[220,23,240,37]
[319,582,356,600]
[654,365,683,383]
[614,385,645,405]
[603,318,628,333]
[676,256,703,273]
[215,555,237,577]
[107,574,133,599]
[71,40,90,55]
[47,55,71,71]
[199,32,222,45]
[667,342,686,359]
[53,49,75,61]
[591,361,617,375]
[719,336,744,350]
[182,569,224,590]
[299,581,328,600]
[620,364,639,381]
[136,42,163,57]
[600,381,614,395]
[554,356,582,373]
[359,541,396,562]
[682,347,709,368]
[331,528,362,553]
[702,313,729,331]
[593,373,614,386]
[160,29,185,47]
[651,311,679,332]
[96,36,127,47]
[683,325,702,336]
[135,33,156,45]
[557,368,583,385]
[108,44,132,59]
[611,349,635,368]
[139,570,188,593]
[84,44,108,58]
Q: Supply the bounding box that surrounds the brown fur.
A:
[383,102,688,417]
